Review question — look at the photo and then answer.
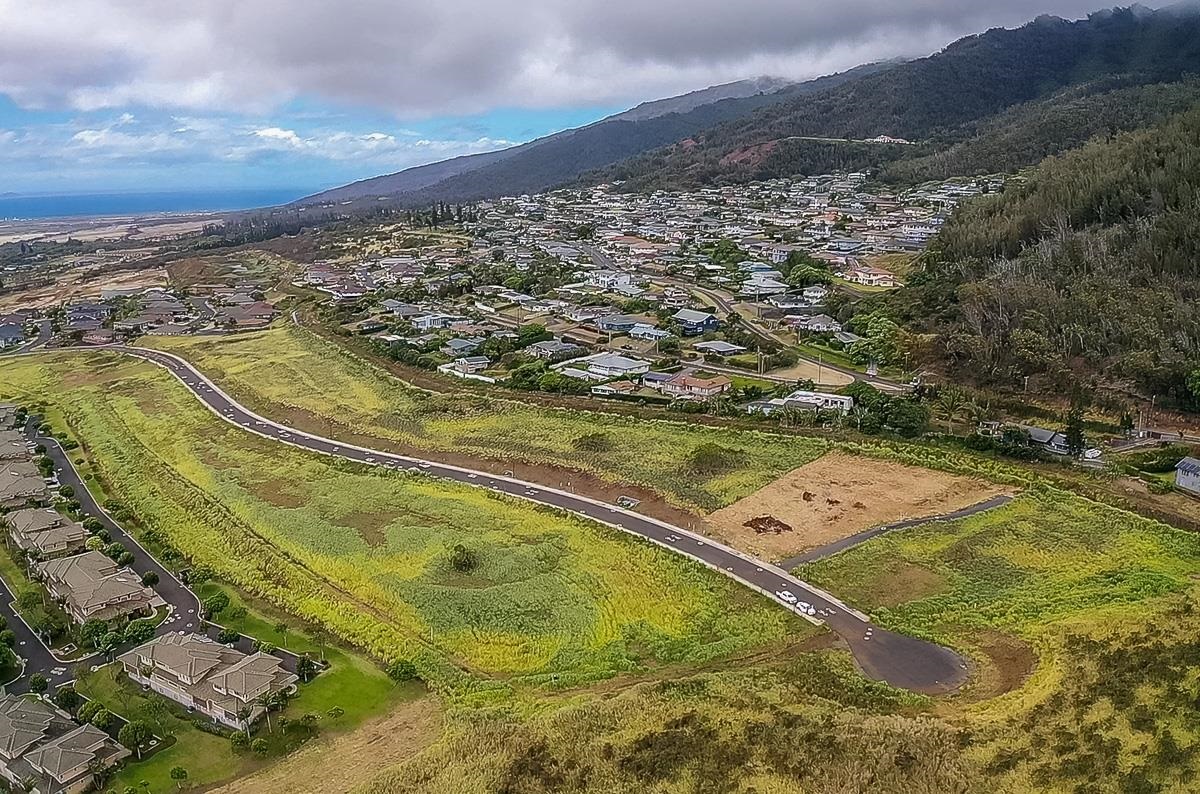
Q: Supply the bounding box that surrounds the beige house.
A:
[4,509,87,560]
[0,459,47,509]
[35,551,159,624]
[0,430,27,461]
[120,634,298,729]
[0,694,129,794]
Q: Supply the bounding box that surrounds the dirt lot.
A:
[212,696,442,794]
[768,360,855,387]
[0,266,167,311]
[706,451,1014,562]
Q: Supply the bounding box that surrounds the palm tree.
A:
[935,387,967,434]
[849,405,870,432]
[254,692,275,733]
[235,705,254,738]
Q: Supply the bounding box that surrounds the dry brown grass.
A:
[212,697,442,794]
[706,451,1013,562]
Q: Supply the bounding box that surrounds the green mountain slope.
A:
[595,5,1200,191]
[891,107,1200,406]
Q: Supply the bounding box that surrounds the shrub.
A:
[684,443,748,475]
[387,659,419,682]
[141,571,159,587]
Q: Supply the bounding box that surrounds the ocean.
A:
[0,188,314,220]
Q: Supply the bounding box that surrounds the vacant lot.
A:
[706,451,1013,561]
[143,325,1038,515]
[0,353,804,694]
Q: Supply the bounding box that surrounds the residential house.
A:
[0,323,24,349]
[845,266,898,287]
[35,551,159,624]
[451,356,490,374]
[4,509,87,560]
[791,314,842,333]
[746,390,855,415]
[1174,457,1200,496]
[594,314,641,333]
[526,339,583,361]
[0,431,26,460]
[0,694,129,794]
[118,634,298,730]
[556,353,651,380]
[0,460,47,509]
[441,338,483,357]
[671,309,719,335]
[661,373,732,401]
[590,381,638,397]
[693,340,747,356]
[629,323,671,342]
[1020,426,1072,455]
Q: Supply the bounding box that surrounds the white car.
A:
[796,601,816,616]
[776,590,798,605]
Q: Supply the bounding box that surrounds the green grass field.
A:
[0,353,806,699]
[141,325,1038,510]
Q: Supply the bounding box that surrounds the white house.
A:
[1175,457,1200,496]
[746,390,854,416]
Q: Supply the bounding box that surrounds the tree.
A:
[28,673,47,694]
[251,738,269,756]
[273,621,288,640]
[141,571,159,587]
[255,692,276,733]
[296,655,318,683]
[202,592,229,617]
[80,619,108,649]
[886,400,931,438]
[118,720,153,759]
[235,706,254,737]
[448,543,477,573]
[90,708,114,731]
[1065,404,1087,457]
[53,686,80,711]
[934,386,967,434]
[169,766,188,789]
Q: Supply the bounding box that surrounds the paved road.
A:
[100,344,968,693]
[779,494,1016,570]
[0,421,302,692]
[11,319,51,355]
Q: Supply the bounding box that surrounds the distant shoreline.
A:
[0,188,310,222]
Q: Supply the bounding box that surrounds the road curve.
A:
[30,344,969,693]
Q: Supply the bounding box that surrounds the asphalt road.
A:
[0,420,301,692]
[108,344,969,693]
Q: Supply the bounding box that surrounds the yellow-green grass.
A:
[145,326,829,510]
[798,489,1200,787]
[0,353,805,698]
[141,325,1040,510]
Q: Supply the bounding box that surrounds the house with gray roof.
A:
[0,431,28,461]
[1175,456,1200,496]
[35,552,160,624]
[119,634,298,729]
[0,460,47,509]
[0,694,129,794]
[3,509,87,560]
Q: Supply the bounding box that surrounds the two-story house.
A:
[119,634,298,729]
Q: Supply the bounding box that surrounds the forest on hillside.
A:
[887,107,1200,409]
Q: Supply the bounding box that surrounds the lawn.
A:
[0,354,806,700]
[77,664,244,791]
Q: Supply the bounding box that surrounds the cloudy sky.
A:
[0,0,1118,196]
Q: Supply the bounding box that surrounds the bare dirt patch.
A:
[339,510,398,547]
[951,630,1037,703]
[211,696,442,794]
[251,477,306,509]
[853,560,948,608]
[707,451,1014,562]
[768,360,855,387]
[0,266,167,311]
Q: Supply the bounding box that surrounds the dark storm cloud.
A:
[0,0,1142,117]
